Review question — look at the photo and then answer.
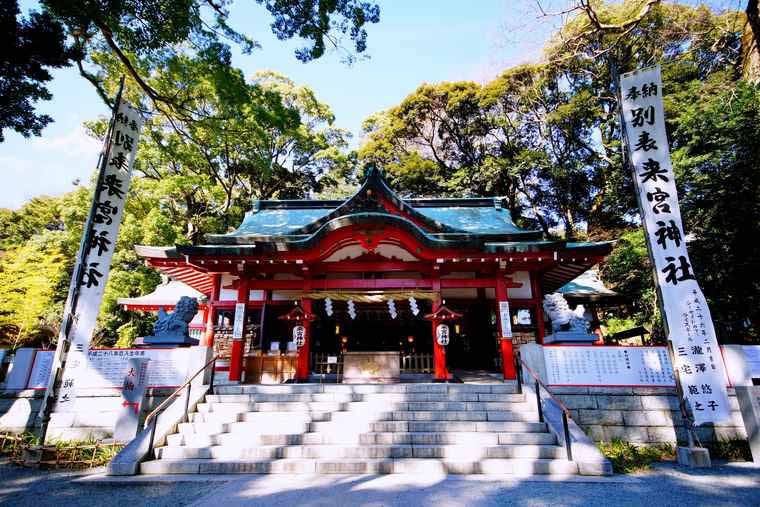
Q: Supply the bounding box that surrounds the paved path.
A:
[183,463,760,507]
[0,460,221,507]
[1,459,758,506]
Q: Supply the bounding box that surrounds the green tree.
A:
[43,0,380,115]
[0,232,68,347]
[598,229,662,338]
[540,0,744,235]
[106,64,352,243]
[667,76,760,339]
[0,196,63,250]
[0,0,73,141]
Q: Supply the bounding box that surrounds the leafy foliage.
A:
[599,230,662,338]
[1,0,379,140]
[359,1,757,339]
[41,0,380,115]
[1,66,350,346]
[668,76,760,340]
[0,232,68,347]
[0,179,184,347]
[0,0,73,142]
[597,439,675,474]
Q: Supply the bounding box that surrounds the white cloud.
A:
[0,126,101,209]
[31,125,101,158]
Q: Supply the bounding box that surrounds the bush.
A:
[597,439,675,473]
[0,432,122,468]
[705,438,752,462]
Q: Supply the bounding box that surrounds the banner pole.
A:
[610,61,700,448]
[36,77,126,442]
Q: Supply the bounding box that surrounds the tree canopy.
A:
[358,1,759,340]
[0,0,380,142]
[2,1,758,346]
[0,0,73,141]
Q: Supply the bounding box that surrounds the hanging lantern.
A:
[292,325,306,347]
[325,297,333,316]
[436,323,450,346]
[347,299,356,319]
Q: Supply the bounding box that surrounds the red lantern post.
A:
[424,304,463,382]
[279,303,316,382]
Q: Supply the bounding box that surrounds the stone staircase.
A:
[140,383,579,475]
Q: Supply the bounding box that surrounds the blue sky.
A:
[0,1,557,209]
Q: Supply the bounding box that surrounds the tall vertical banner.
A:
[54,100,143,410]
[619,65,730,424]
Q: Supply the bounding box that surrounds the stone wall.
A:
[549,386,747,445]
[0,388,172,441]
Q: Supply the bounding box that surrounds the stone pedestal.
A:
[735,386,760,463]
[342,351,400,384]
[677,446,711,467]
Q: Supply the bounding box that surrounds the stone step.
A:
[198,400,533,413]
[306,420,549,433]
[170,430,557,448]
[178,418,550,436]
[189,409,537,424]
[213,383,517,396]
[203,393,527,403]
[140,457,576,475]
[155,443,564,460]
[177,420,310,436]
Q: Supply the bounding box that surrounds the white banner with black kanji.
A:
[620,65,730,424]
[56,100,143,409]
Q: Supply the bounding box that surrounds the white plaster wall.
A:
[218,273,237,301]
[507,271,532,299]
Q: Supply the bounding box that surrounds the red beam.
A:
[243,278,519,290]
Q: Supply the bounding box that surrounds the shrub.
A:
[597,439,675,473]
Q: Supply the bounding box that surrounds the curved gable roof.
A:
[206,166,542,245]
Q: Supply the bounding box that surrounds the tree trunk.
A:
[564,208,576,241]
[745,0,760,83]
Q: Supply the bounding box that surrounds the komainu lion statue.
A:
[144,296,200,347]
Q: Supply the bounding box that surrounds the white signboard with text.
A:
[78,348,190,389]
[499,301,512,338]
[27,350,55,389]
[56,100,143,409]
[544,346,675,387]
[620,65,730,423]
[232,303,246,339]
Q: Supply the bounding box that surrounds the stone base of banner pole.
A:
[677,446,711,468]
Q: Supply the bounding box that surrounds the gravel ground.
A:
[0,459,225,507]
[1,459,758,507]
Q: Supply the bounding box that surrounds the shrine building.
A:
[134,167,613,383]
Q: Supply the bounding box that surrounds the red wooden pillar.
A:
[295,298,312,381]
[229,276,248,382]
[203,273,221,347]
[496,274,516,380]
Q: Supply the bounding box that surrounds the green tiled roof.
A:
[414,206,527,235]
[232,207,333,237]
